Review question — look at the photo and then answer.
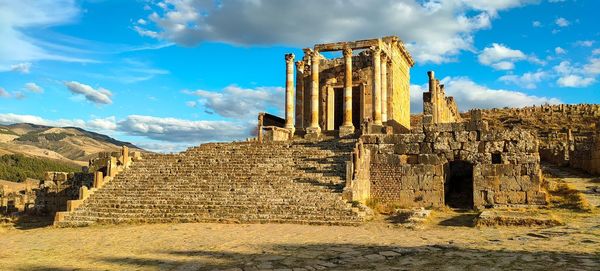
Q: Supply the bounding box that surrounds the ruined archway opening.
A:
[444,161,474,209]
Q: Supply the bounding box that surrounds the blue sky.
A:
[0,0,598,152]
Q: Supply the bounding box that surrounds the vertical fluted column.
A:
[381,54,388,123]
[295,60,305,129]
[371,46,382,125]
[284,53,295,136]
[308,50,321,134]
[340,47,355,137]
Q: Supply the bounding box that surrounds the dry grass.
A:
[366,199,413,215]
[548,183,592,212]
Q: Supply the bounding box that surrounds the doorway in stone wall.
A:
[331,86,362,130]
[444,161,474,209]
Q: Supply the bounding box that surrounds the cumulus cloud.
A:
[187,85,284,119]
[410,76,561,112]
[499,71,547,89]
[553,59,599,88]
[557,75,595,88]
[554,47,566,55]
[87,116,117,131]
[583,58,600,75]
[65,81,113,105]
[118,115,252,142]
[10,63,31,74]
[555,17,570,27]
[24,82,43,93]
[478,43,526,70]
[136,0,538,63]
[593,49,600,55]
[532,21,542,27]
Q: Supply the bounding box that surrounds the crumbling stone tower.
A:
[282,36,415,138]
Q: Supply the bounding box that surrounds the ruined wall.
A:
[360,117,545,209]
[35,172,93,215]
[480,104,600,175]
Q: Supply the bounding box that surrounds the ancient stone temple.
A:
[284,36,414,138]
[55,36,549,227]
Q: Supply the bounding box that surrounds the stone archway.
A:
[444,160,474,209]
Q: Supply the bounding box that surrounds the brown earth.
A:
[0,166,598,271]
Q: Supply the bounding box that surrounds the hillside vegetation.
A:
[0,154,81,182]
[0,123,142,166]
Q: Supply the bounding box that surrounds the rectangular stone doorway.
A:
[331,87,361,131]
[444,161,474,209]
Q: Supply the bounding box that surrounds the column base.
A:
[304,126,321,141]
[339,125,355,138]
[367,124,384,134]
[284,126,295,140]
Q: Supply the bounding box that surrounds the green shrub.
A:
[0,154,80,182]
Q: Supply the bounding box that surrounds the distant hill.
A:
[0,123,142,168]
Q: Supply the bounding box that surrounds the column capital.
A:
[343,47,353,58]
[370,46,381,54]
[295,60,305,72]
[285,53,295,63]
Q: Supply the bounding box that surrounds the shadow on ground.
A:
[21,243,597,271]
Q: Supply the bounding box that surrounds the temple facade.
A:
[282,36,414,138]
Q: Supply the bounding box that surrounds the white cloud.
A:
[583,58,600,75]
[553,59,600,87]
[137,18,147,25]
[410,76,561,112]
[0,87,10,98]
[185,101,197,107]
[555,17,570,27]
[24,82,43,93]
[499,71,547,89]
[118,115,252,143]
[593,49,600,55]
[575,40,595,47]
[65,81,113,105]
[557,75,596,88]
[0,0,94,67]
[87,116,117,131]
[554,47,566,54]
[187,85,284,119]
[532,21,542,27]
[137,0,537,64]
[0,113,87,128]
[10,63,31,74]
[478,43,526,70]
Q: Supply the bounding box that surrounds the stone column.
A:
[306,50,321,136]
[428,71,438,124]
[295,60,305,129]
[371,46,382,125]
[381,54,388,123]
[340,47,355,137]
[284,53,295,136]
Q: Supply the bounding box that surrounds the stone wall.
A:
[357,114,545,209]
[34,172,93,215]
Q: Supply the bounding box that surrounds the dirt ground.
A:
[0,165,598,271]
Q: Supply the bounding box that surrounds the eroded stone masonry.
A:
[52,36,600,227]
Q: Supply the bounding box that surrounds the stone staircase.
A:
[56,139,369,227]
